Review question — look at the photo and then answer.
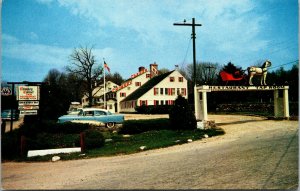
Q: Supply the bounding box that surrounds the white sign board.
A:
[19,101,39,105]
[17,86,40,100]
[20,110,38,115]
[19,105,39,110]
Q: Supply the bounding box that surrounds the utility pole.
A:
[174,18,202,87]
[205,65,216,84]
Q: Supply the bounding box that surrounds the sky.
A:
[1,0,298,82]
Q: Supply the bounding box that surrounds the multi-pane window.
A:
[165,88,168,95]
[178,77,184,82]
[171,88,175,95]
[170,77,175,82]
[135,82,141,86]
[120,92,126,97]
[154,88,159,95]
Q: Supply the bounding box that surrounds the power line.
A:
[174,18,202,87]
[269,60,299,70]
[237,42,298,65]
[180,37,192,69]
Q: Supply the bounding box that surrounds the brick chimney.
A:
[150,62,158,78]
[138,66,145,72]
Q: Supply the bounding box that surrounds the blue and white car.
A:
[58,108,124,128]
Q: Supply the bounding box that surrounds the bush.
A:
[19,121,90,136]
[84,129,105,149]
[26,133,80,150]
[135,105,172,114]
[119,118,170,134]
[169,95,197,130]
[2,130,20,160]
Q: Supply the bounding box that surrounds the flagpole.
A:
[103,58,106,110]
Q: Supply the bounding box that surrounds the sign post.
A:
[7,82,44,132]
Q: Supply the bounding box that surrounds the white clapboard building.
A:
[81,81,118,113]
[113,63,188,113]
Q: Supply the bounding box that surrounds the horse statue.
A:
[247,60,272,85]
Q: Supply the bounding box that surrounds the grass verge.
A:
[24,128,225,162]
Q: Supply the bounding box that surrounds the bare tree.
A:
[66,46,103,106]
[186,62,221,85]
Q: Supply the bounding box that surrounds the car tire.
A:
[106,122,115,128]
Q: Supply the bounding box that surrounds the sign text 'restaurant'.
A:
[207,85,287,91]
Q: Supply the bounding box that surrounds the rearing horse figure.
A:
[248,60,272,85]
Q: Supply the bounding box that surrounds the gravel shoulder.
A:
[1,114,298,190]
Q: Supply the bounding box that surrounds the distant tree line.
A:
[2,44,298,119]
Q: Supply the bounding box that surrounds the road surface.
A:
[1,115,298,189]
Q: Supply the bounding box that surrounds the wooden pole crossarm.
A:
[173,18,202,87]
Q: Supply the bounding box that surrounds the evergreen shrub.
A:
[84,129,105,149]
[169,95,197,130]
[2,130,20,160]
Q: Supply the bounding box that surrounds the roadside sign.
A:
[17,86,40,100]
[1,87,12,96]
[20,110,38,115]
[18,101,39,105]
[18,105,39,110]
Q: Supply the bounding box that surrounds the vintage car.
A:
[67,102,82,115]
[67,107,82,115]
[57,108,124,128]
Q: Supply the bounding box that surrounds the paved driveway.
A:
[2,115,298,189]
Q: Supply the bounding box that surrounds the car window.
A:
[84,111,94,116]
[78,109,84,116]
[94,110,106,116]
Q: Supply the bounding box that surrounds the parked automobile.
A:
[1,109,19,120]
[57,108,124,128]
[67,107,82,115]
[67,102,82,115]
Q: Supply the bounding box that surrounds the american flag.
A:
[104,61,110,73]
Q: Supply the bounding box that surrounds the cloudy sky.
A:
[2,0,298,82]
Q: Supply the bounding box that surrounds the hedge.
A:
[135,105,172,114]
[19,121,90,136]
[84,129,105,149]
[119,118,171,134]
[26,133,80,150]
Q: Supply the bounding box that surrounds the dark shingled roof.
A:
[121,70,174,102]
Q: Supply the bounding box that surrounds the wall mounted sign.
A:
[1,87,12,96]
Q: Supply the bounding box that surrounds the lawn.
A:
[26,127,225,162]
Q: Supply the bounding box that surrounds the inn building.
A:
[113,63,188,113]
[81,63,188,113]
